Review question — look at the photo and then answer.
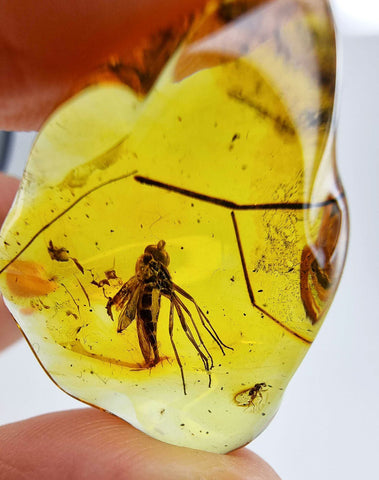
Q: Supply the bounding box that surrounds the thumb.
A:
[0,408,280,480]
[0,172,22,350]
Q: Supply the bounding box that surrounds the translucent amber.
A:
[0,0,348,453]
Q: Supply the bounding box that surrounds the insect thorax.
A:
[136,253,172,293]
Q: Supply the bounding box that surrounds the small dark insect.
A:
[234,382,267,408]
[106,240,232,394]
[300,200,342,324]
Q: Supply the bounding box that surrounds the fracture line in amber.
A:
[134,175,345,210]
[231,211,311,345]
[134,174,343,344]
[0,170,137,276]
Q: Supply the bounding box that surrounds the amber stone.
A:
[0,0,348,453]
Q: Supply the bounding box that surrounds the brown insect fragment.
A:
[48,240,70,262]
[71,257,84,274]
[48,240,84,274]
[91,269,122,289]
[76,277,91,308]
[105,269,118,280]
[300,199,342,323]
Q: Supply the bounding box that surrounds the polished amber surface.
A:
[0,0,348,453]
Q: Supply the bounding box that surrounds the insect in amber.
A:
[106,240,231,394]
[135,177,345,341]
[234,382,268,409]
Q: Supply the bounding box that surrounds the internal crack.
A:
[0,170,137,275]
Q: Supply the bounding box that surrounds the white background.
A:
[1,2,378,479]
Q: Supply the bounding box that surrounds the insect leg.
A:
[171,295,212,387]
[173,293,215,369]
[168,300,187,395]
[172,282,232,353]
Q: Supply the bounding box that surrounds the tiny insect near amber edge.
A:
[234,382,269,409]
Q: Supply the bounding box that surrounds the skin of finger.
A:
[0,173,21,349]
[0,0,208,131]
[0,409,281,480]
[0,296,21,350]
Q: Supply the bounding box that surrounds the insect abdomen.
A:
[137,285,161,364]
[141,286,153,309]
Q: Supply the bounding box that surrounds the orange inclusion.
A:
[20,307,36,316]
[6,260,57,297]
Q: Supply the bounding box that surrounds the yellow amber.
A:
[0,0,348,453]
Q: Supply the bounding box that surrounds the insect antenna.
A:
[168,301,187,395]
[172,283,233,354]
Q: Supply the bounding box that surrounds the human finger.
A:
[0,408,281,480]
[0,173,21,350]
[0,0,208,131]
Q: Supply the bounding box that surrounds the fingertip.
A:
[0,173,19,223]
[0,409,280,479]
[0,296,21,350]
[228,447,282,480]
[0,173,22,349]
[0,0,209,130]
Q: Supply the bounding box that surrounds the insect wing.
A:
[117,282,142,332]
[111,276,138,309]
[234,390,253,407]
